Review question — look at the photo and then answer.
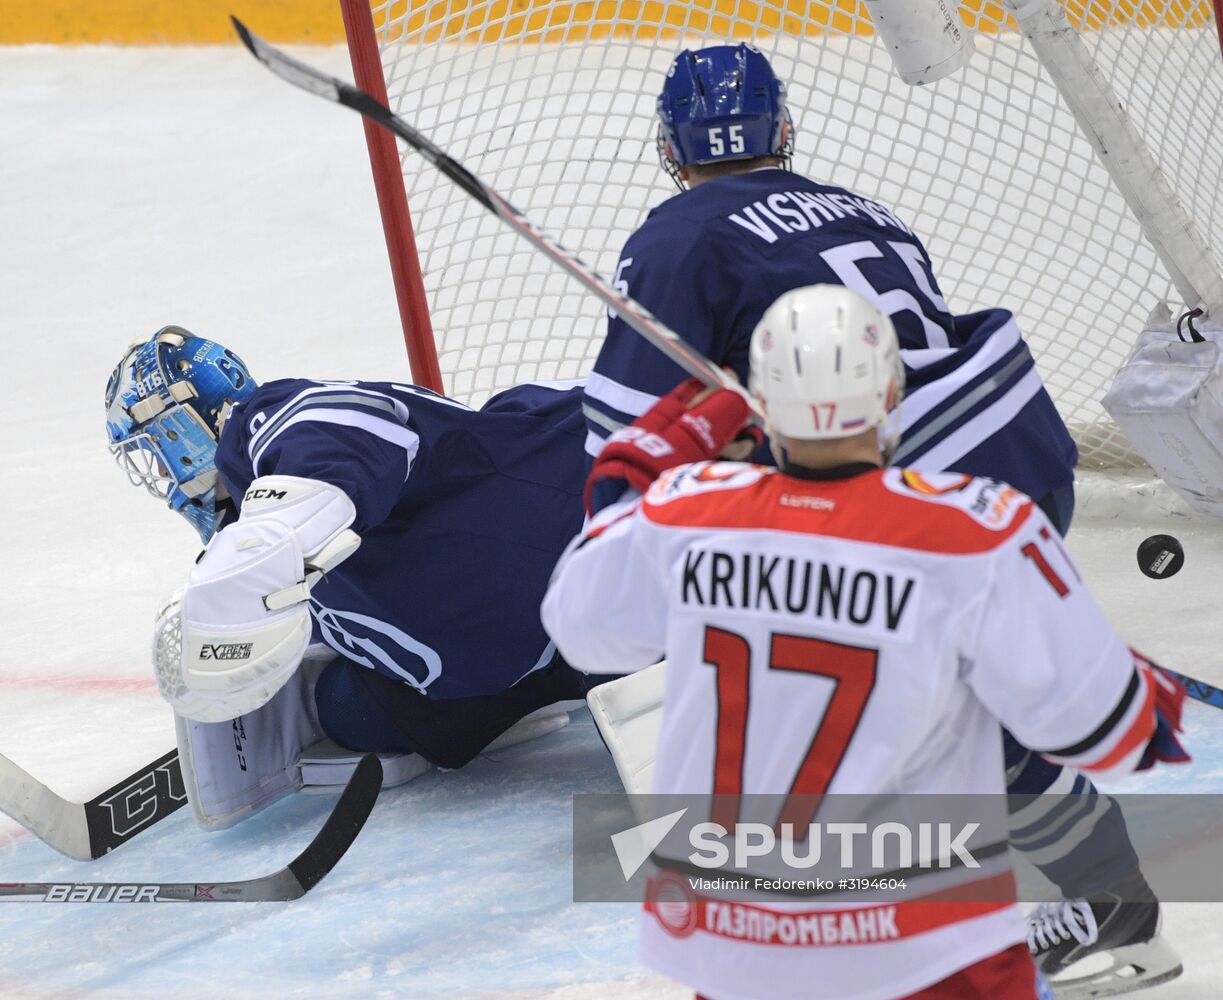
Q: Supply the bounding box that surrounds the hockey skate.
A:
[1027,874,1182,999]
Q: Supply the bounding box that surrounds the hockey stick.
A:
[230,20,1223,717]
[1163,669,1223,712]
[0,753,381,901]
[229,17,763,425]
[0,748,186,861]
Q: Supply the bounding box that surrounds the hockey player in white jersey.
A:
[543,286,1189,1000]
[584,43,1181,992]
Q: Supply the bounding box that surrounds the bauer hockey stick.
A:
[0,754,380,902]
[229,20,1223,716]
[0,748,186,861]
[229,18,764,426]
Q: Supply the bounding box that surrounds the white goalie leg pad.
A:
[586,662,666,798]
[175,475,360,723]
[1104,304,1223,516]
[176,649,333,830]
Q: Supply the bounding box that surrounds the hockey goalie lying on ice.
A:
[104,326,605,829]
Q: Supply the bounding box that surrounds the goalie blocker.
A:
[157,475,362,725]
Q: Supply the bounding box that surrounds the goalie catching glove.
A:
[154,476,361,723]
[585,377,753,514]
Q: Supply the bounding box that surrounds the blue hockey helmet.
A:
[656,44,792,186]
[105,326,256,543]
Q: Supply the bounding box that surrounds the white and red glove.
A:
[585,378,752,514]
[1133,651,1190,771]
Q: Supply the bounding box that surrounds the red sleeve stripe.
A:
[578,505,637,545]
[1044,667,1156,773]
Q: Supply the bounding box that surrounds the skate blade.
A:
[1047,936,1183,999]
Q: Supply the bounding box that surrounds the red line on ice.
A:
[0,827,28,850]
[0,674,156,693]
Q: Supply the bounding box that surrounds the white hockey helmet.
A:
[748,285,904,442]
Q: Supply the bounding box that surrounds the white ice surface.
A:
[0,47,1220,999]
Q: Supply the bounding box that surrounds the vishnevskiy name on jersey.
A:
[679,548,919,634]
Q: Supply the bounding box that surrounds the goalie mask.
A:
[656,43,793,188]
[105,326,255,543]
[749,285,905,458]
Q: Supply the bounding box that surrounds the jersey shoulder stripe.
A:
[640,462,1034,554]
[239,380,421,476]
[246,382,410,448]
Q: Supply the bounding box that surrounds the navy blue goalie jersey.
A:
[587,168,1077,502]
[215,379,588,700]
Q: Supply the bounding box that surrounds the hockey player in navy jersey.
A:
[581,45,1177,992]
[585,44,1077,531]
[106,326,592,827]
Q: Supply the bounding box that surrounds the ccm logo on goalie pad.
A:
[199,642,254,661]
[244,486,288,502]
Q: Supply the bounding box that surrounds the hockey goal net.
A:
[344,0,1223,468]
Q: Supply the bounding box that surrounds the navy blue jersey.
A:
[586,168,1077,500]
[897,310,1077,498]
[215,379,588,700]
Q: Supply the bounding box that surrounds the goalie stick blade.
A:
[0,754,382,902]
[0,748,187,861]
[229,18,762,421]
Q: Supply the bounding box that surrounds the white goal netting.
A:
[360,0,1223,467]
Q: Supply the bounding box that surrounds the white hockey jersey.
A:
[542,461,1159,1000]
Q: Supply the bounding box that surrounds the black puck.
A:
[1137,534,1184,579]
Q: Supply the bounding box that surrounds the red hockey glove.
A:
[1132,651,1190,770]
[585,378,751,514]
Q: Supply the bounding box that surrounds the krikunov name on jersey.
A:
[681,549,917,631]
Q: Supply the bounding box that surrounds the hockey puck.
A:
[1136,534,1184,579]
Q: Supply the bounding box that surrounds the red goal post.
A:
[340,0,1223,468]
[339,0,443,392]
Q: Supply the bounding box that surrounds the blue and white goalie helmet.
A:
[105,326,255,543]
[656,43,792,186]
